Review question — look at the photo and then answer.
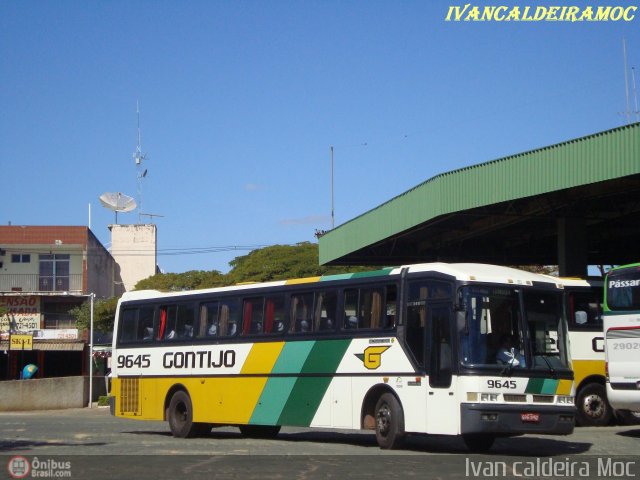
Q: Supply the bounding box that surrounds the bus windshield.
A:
[458,286,568,371]
[606,265,640,311]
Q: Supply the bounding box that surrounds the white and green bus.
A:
[110,263,576,451]
[604,263,640,421]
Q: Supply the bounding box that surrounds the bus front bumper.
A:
[460,403,575,436]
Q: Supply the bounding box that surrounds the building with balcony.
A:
[0,226,124,380]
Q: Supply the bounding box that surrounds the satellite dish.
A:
[99,192,137,224]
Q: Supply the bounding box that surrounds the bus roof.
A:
[119,263,567,303]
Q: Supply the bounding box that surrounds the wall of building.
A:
[109,224,157,291]
[86,230,125,298]
[0,376,108,411]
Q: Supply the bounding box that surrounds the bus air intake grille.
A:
[532,395,554,403]
[120,378,141,415]
[503,394,526,403]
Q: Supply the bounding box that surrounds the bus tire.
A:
[239,425,281,438]
[374,393,405,449]
[576,382,612,427]
[167,390,200,438]
[463,433,495,452]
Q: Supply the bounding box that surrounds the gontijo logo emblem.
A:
[355,346,390,370]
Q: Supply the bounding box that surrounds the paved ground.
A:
[0,408,639,479]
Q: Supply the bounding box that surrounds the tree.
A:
[69,297,120,332]
[131,242,372,291]
[134,270,227,291]
[225,242,369,284]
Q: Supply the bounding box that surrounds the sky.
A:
[1,1,639,274]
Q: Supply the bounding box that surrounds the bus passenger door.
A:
[426,304,458,435]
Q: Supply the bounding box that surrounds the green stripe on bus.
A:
[249,377,298,425]
[249,341,316,424]
[525,378,558,394]
[349,268,394,279]
[540,379,558,395]
[277,339,352,426]
[320,273,353,282]
[300,339,351,374]
[272,341,316,374]
[525,378,545,394]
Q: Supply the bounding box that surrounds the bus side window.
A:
[139,307,155,342]
[290,293,313,333]
[265,295,285,334]
[118,309,137,344]
[199,302,219,337]
[343,289,360,329]
[243,298,264,335]
[177,304,195,339]
[314,290,337,332]
[406,283,428,367]
[219,299,240,337]
[383,285,397,329]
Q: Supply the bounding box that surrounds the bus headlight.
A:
[557,395,574,404]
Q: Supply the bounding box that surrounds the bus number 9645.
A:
[487,379,517,389]
[117,354,151,369]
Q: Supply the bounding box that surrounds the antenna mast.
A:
[133,101,147,223]
[623,38,631,125]
[632,67,640,122]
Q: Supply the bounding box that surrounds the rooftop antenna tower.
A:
[623,38,631,125]
[632,66,640,122]
[134,100,148,223]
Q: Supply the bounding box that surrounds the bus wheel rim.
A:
[376,403,391,436]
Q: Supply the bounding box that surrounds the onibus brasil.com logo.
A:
[7,456,72,478]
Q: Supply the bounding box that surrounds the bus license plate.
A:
[521,413,540,423]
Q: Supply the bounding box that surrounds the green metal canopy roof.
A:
[319,123,640,268]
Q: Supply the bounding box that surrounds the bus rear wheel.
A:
[576,383,612,427]
[168,390,203,438]
[374,393,405,449]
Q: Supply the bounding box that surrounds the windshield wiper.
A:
[499,349,517,377]
[500,359,515,377]
[538,354,557,378]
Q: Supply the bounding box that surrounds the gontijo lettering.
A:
[163,350,236,369]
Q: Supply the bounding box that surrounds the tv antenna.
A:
[133,101,149,223]
[99,192,137,224]
[139,212,164,222]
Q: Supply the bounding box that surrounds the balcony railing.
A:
[0,274,84,293]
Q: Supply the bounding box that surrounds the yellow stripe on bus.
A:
[556,379,573,396]
[241,342,285,374]
[285,276,321,285]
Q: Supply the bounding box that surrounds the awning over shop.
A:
[0,340,85,351]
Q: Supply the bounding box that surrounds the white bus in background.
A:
[604,263,640,424]
[555,277,609,426]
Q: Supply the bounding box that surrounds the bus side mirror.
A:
[456,310,468,335]
[575,311,588,325]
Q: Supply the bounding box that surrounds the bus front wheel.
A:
[374,393,405,449]
[576,383,612,427]
[168,390,202,438]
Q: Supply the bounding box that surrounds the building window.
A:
[39,254,70,291]
[11,254,31,263]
